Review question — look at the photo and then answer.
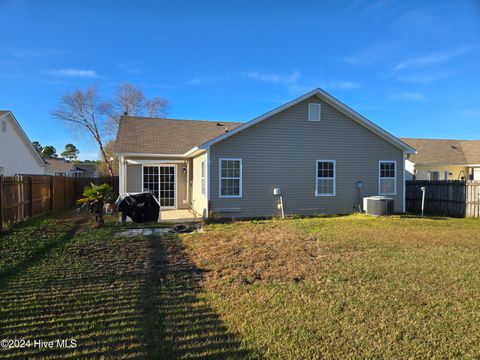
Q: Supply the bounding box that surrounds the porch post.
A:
[119,156,126,194]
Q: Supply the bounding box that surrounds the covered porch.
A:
[118,153,208,221]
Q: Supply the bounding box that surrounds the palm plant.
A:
[77,183,114,228]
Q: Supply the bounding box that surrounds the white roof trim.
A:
[1,111,46,166]
[116,147,207,159]
[115,152,186,158]
[199,88,416,154]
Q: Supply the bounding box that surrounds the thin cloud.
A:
[458,109,480,117]
[46,68,98,78]
[390,92,425,101]
[392,46,475,73]
[240,70,300,84]
[327,81,362,90]
[397,69,456,84]
[115,62,141,75]
[342,42,400,66]
[186,77,214,85]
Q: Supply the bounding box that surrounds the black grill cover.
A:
[117,193,160,223]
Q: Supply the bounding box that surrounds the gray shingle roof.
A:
[114,116,243,155]
[401,138,480,165]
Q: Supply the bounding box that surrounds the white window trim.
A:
[378,160,397,195]
[315,160,336,197]
[219,158,242,198]
[200,160,206,195]
[308,103,321,121]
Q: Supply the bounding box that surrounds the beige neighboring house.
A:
[44,158,99,178]
[0,110,46,176]
[114,88,416,219]
[401,138,480,181]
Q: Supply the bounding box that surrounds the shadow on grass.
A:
[0,218,253,359]
[0,218,84,286]
[141,233,253,359]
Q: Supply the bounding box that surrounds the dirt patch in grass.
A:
[184,221,361,287]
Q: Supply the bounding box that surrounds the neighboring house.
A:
[401,138,480,181]
[44,158,99,178]
[114,88,415,218]
[0,110,45,176]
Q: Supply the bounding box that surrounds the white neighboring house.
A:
[0,110,46,176]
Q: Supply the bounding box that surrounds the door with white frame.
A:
[143,165,177,209]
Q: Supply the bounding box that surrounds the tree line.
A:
[32,142,81,161]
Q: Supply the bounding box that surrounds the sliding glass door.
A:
[143,165,176,208]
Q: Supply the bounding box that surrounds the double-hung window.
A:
[379,161,396,195]
[200,160,206,195]
[316,160,336,196]
[219,158,242,198]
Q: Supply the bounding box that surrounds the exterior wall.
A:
[124,157,189,209]
[126,164,142,192]
[414,165,469,181]
[209,96,405,218]
[191,153,208,217]
[0,114,44,176]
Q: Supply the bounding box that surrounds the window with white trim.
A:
[200,160,206,195]
[379,161,396,195]
[308,103,321,121]
[219,158,242,198]
[1,120,6,133]
[316,160,336,196]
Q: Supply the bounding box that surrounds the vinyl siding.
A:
[125,159,189,209]
[210,95,405,218]
[191,153,208,217]
[126,164,142,192]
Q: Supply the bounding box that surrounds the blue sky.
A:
[1,0,479,160]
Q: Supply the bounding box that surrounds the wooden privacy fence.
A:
[0,175,119,231]
[406,180,480,218]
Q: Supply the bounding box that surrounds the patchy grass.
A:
[1,213,479,358]
[184,214,480,358]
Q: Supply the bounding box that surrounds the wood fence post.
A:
[50,176,54,212]
[28,176,33,218]
[63,176,67,209]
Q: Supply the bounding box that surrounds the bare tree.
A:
[52,87,114,176]
[145,96,169,117]
[104,83,169,135]
[114,83,145,116]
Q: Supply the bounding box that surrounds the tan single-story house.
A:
[113,88,416,219]
[401,138,480,181]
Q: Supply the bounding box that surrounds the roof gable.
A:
[200,89,416,154]
[0,111,45,166]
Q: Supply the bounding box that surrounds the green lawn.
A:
[1,214,479,358]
